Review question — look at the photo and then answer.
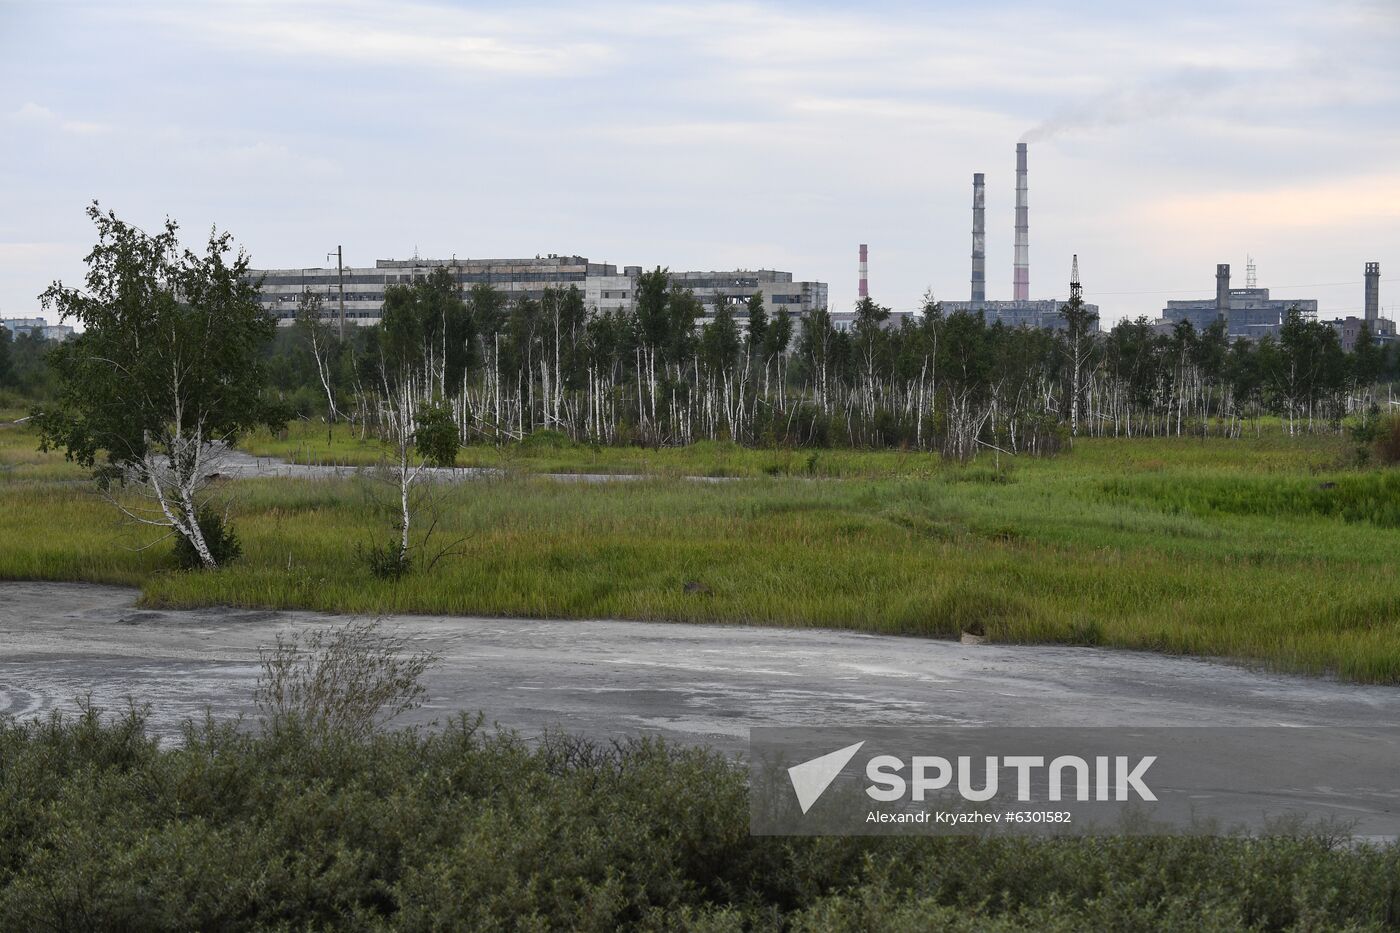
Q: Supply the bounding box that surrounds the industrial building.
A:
[248,255,827,327]
[1155,261,1394,348]
[253,255,617,325]
[669,270,826,322]
[1,317,73,341]
[1159,263,1317,340]
[1329,262,1396,351]
[941,144,1099,333]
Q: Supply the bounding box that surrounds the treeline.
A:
[0,327,59,402]
[265,267,1400,459]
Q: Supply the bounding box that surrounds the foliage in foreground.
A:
[0,705,1397,931]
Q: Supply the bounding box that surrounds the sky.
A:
[2,0,1398,326]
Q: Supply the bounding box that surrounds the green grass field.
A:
[241,419,1046,478]
[7,419,1400,682]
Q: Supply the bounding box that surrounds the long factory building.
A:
[249,254,828,326]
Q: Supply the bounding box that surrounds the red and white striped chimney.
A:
[858,243,869,299]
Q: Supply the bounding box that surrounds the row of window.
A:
[276,309,379,320]
[256,271,590,287]
[265,290,811,309]
[268,293,383,304]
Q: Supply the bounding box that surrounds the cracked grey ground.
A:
[5,581,1400,753]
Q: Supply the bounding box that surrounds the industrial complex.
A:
[940,142,1101,332]
[240,140,1390,349]
[1152,259,1393,349]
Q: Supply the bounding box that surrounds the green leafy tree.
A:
[744,292,768,361]
[700,303,741,375]
[35,204,282,568]
[1353,324,1384,399]
[797,307,838,409]
[293,291,343,422]
[765,309,793,370]
[415,404,459,468]
[465,282,508,371]
[0,325,12,388]
[379,267,472,399]
[665,286,703,367]
[851,295,892,394]
[634,268,672,353]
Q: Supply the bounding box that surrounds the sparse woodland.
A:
[272,266,1400,461]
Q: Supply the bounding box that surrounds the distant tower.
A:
[1216,264,1231,329]
[1246,255,1257,290]
[1013,143,1029,301]
[1366,262,1380,324]
[1070,254,1081,303]
[971,173,986,303]
[858,244,869,299]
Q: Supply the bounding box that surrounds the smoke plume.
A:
[1020,68,1235,144]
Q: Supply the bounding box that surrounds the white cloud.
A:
[11,102,109,135]
[137,0,613,76]
[3,0,1398,323]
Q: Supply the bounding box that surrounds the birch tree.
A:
[294,291,342,423]
[36,203,282,568]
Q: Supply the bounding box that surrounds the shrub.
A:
[414,404,459,468]
[2,706,1399,930]
[1372,414,1400,466]
[256,618,439,739]
[172,507,242,570]
[520,428,576,451]
[357,538,414,580]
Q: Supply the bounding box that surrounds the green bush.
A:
[520,428,577,451]
[3,706,1398,930]
[1373,414,1400,466]
[172,507,242,570]
[414,404,459,468]
[357,539,413,580]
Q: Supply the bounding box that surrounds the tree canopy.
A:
[35,204,282,566]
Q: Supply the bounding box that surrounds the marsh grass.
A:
[240,418,1353,478]
[5,420,1400,681]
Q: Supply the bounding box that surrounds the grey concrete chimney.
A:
[1216,263,1231,328]
[971,173,986,303]
[1014,144,1028,301]
[1366,262,1380,324]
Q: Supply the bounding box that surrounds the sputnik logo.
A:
[788,741,865,814]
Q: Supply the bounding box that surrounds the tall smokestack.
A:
[1014,143,1029,301]
[859,244,868,299]
[971,173,986,303]
[1366,262,1380,324]
[1216,263,1231,328]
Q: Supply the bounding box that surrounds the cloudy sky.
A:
[2,0,1398,325]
